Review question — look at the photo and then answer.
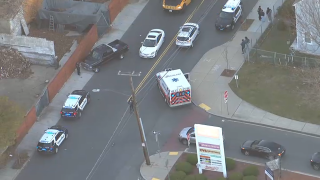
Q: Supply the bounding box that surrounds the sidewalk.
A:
[190,0,320,136]
[0,1,148,179]
[140,151,320,180]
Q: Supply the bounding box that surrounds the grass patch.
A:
[259,27,296,54]
[229,62,320,124]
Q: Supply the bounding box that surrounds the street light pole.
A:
[118,71,151,165]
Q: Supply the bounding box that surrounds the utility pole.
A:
[118,71,151,165]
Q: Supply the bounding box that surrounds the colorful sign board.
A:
[194,124,227,178]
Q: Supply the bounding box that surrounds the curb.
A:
[192,101,320,138]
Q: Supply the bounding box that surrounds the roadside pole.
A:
[235,75,239,88]
[118,71,151,166]
[224,91,229,115]
[153,131,161,157]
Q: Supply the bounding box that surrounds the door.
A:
[190,28,196,41]
[56,132,65,146]
[157,34,163,50]
[102,47,115,63]
[79,96,87,110]
[234,7,241,22]
[190,132,196,143]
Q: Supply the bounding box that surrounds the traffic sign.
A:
[224,91,228,103]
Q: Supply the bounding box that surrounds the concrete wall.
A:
[0,6,25,35]
[0,34,57,66]
[0,19,11,34]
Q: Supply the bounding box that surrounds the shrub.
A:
[215,178,227,180]
[243,176,258,180]
[225,158,236,171]
[183,175,196,180]
[243,165,259,176]
[176,162,193,174]
[194,174,207,180]
[277,19,287,31]
[170,171,186,180]
[186,154,198,166]
[228,172,243,180]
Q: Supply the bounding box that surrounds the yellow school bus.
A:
[162,0,191,12]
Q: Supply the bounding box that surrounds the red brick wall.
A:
[15,25,99,144]
[16,107,37,143]
[47,25,99,102]
[109,0,130,23]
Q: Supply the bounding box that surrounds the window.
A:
[157,35,161,43]
[219,11,233,20]
[235,7,240,15]
[143,39,156,47]
[304,31,312,43]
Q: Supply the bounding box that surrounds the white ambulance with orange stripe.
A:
[156,68,191,107]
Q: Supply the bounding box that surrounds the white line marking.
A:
[86,106,130,180]
[226,119,320,139]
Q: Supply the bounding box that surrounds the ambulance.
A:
[156,68,191,107]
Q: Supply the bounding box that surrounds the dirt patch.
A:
[0,0,23,19]
[167,152,319,180]
[221,69,236,77]
[0,47,33,79]
[12,150,29,169]
[240,19,254,31]
[28,23,83,62]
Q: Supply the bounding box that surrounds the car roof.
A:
[258,140,280,151]
[39,129,59,144]
[222,0,240,13]
[157,69,190,89]
[63,94,81,109]
[178,26,194,37]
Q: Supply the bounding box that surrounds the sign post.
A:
[187,133,191,147]
[235,75,239,88]
[224,91,229,115]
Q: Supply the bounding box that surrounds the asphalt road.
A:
[186,116,320,176]
[15,0,260,179]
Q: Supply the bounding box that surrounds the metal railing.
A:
[248,48,320,68]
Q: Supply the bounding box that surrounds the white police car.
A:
[60,90,90,119]
[37,125,68,154]
[176,23,200,48]
[215,0,242,31]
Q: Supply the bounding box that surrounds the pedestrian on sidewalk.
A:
[241,39,246,54]
[76,62,81,76]
[244,37,250,50]
[266,7,272,22]
[257,6,262,21]
[261,10,265,22]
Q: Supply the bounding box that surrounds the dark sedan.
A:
[240,140,285,160]
[311,152,320,170]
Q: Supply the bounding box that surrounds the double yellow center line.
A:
[128,0,206,102]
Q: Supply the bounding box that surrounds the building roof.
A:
[222,0,241,13]
[157,69,190,90]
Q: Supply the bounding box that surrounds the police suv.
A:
[37,125,68,154]
[60,90,90,119]
[215,0,242,31]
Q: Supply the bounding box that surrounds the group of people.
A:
[241,37,250,54]
[258,6,272,22]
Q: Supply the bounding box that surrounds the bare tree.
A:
[295,0,320,51]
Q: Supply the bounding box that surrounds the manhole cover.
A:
[221,69,236,77]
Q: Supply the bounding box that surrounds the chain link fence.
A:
[247,48,320,68]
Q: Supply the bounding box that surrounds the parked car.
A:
[36,125,68,154]
[60,90,90,119]
[80,39,129,73]
[139,29,165,58]
[176,23,200,48]
[179,127,224,145]
[240,140,286,160]
[311,152,320,170]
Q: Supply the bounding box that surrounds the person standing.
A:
[261,10,265,22]
[76,62,81,76]
[257,6,262,21]
[241,39,246,54]
[266,7,272,22]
